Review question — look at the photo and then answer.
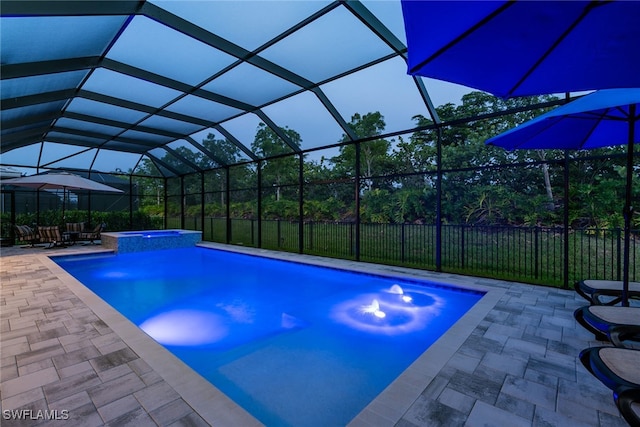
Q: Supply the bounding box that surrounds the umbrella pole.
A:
[622,105,635,307]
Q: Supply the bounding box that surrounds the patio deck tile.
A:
[500,375,557,411]
[494,392,535,421]
[466,400,531,427]
[437,387,476,413]
[97,394,140,423]
[404,396,467,427]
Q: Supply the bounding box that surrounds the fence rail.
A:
[179,216,639,288]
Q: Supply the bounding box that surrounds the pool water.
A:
[120,230,182,237]
[54,247,484,426]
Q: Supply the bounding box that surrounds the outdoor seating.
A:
[574,305,640,345]
[579,346,640,425]
[79,223,104,245]
[609,325,640,350]
[66,222,85,233]
[575,279,640,305]
[13,224,40,247]
[579,346,640,392]
[614,387,640,426]
[38,225,68,248]
[65,222,85,245]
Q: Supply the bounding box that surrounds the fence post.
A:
[535,226,539,279]
[277,219,281,248]
[616,227,622,281]
[349,222,354,257]
[460,224,465,269]
[309,221,314,251]
[251,219,255,246]
[401,223,405,263]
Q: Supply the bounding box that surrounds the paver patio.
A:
[0,243,631,426]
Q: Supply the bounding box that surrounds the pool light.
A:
[390,284,413,303]
[362,299,386,318]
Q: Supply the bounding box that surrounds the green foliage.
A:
[140,204,164,216]
[253,123,301,200]
[392,189,433,223]
[332,112,392,186]
[361,189,394,223]
[262,198,299,220]
[303,198,344,221]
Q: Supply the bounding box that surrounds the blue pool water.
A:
[120,230,182,237]
[54,247,484,426]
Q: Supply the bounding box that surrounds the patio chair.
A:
[579,346,640,425]
[79,223,105,245]
[38,226,68,248]
[13,224,40,247]
[614,387,640,426]
[579,346,640,393]
[65,222,85,245]
[574,305,640,345]
[575,280,640,305]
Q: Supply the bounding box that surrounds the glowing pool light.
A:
[361,299,386,318]
[389,284,413,303]
[101,270,129,279]
[389,284,403,294]
[140,309,228,346]
[331,287,445,335]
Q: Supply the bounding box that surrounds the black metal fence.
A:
[175,216,639,288]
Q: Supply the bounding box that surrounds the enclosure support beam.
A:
[355,142,361,261]
[180,176,185,230]
[225,167,231,244]
[163,178,168,230]
[129,176,133,230]
[299,154,304,254]
[257,161,262,248]
[200,172,205,238]
[436,128,443,272]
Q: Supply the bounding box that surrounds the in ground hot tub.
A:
[101,229,202,253]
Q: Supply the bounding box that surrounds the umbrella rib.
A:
[508,1,606,97]
[579,114,605,148]
[573,109,631,123]
[408,1,514,74]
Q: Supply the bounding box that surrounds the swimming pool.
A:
[54,247,484,426]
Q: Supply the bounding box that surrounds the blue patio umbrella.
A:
[401,1,640,98]
[487,89,640,305]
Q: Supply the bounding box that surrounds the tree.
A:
[331,112,392,191]
[202,134,246,206]
[134,158,164,211]
[251,122,301,201]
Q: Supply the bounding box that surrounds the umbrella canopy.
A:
[487,88,639,305]
[2,172,124,193]
[2,172,124,219]
[401,1,640,98]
